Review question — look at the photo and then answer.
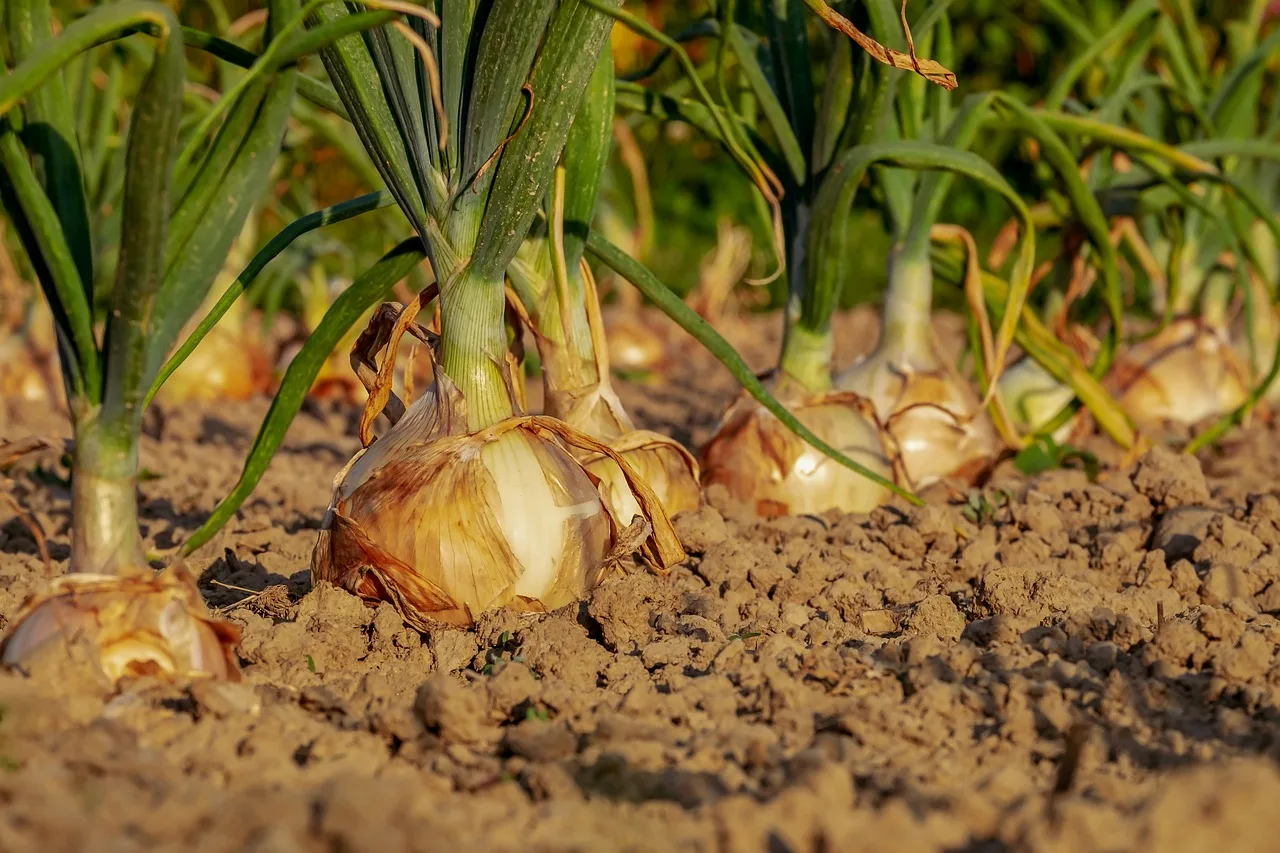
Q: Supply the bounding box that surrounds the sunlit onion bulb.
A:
[546,379,701,523]
[0,339,53,403]
[700,390,892,518]
[838,356,997,489]
[314,376,631,629]
[1,571,240,683]
[603,309,667,375]
[157,325,270,405]
[1112,318,1249,427]
[583,430,702,525]
[0,301,59,405]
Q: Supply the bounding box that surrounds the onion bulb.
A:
[549,380,701,522]
[602,307,668,375]
[0,300,59,406]
[835,253,998,488]
[700,378,893,518]
[540,262,701,522]
[1,569,240,683]
[1111,318,1249,427]
[157,323,271,405]
[837,353,998,489]
[313,370,684,630]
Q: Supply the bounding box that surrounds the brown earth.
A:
[3,309,1280,852]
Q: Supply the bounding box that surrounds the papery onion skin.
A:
[700,392,892,518]
[314,386,616,629]
[839,359,998,489]
[584,431,701,526]
[157,326,270,405]
[1112,319,1249,428]
[603,310,667,375]
[1,570,241,683]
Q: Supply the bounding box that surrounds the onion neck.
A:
[876,245,936,368]
[778,322,834,394]
[71,413,146,576]
[438,266,515,431]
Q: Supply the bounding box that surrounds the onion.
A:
[602,307,668,375]
[0,300,60,406]
[700,378,893,517]
[1111,318,1249,427]
[837,354,997,489]
[836,254,998,488]
[313,369,684,630]
[157,323,270,404]
[1,569,240,683]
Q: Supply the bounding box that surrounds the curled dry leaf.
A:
[802,0,958,91]
[581,429,702,525]
[1,567,241,684]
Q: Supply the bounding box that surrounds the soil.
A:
[4,308,1280,852]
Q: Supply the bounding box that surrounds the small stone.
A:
[1152,507,1220,561]
[1132,446,1210,509]
[859,609,897,636]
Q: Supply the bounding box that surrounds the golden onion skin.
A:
[314,386,617,629]
[0,340,54,404]
[546,384,702,522]
[156,325,270,405]
[603,310,667,375]
[583,430,701,525]
[700,391,892,518]
[839,358,998,489]
[1,570,241,684]
[1113,319,1249,428]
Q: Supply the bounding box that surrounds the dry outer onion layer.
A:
[312,369,684,630]
[700,377,894,518]
[1111,318,1249,428]
[0,567,241,684]
[838,353,998,489]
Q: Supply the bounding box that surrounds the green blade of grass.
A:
[1044,0,1160,111]
[584,229,921,506]
[181,238,426,556]
[0,129,95,399]
[989,98,1125,378]
[312,1,437,264]
[460,0,556,196]
[810,137,1035,385]
[730,17,807,185]
[561,48,615,271]
[173,25,347,118]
